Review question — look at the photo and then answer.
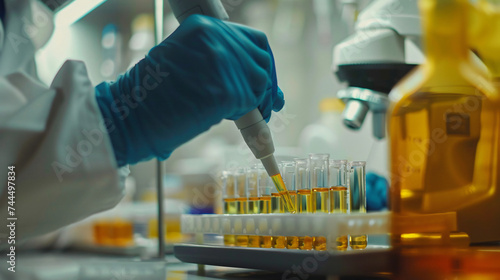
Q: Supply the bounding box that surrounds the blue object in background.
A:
[366,172,388,211]
[189,206,214,215]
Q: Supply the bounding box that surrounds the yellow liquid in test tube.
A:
[330,186,348,250]
[247,197,261,247]
[236,197,247,215]
[350,235,368,249]
[261,236,272,248]
[236,235,249,247]
[329,187,347,213]
[224,198,238,214]
[223,198,237,246]
[272,236,287,249]
[222,171,237,246]
[259,196,272,248]
[348,161,367,250]
[313,187,330,213]
[247,197,260,215]
[271,193,286,249]
[289,191,297,209]
[286,190,299,249]
[299,237,313,250]
[235,197,248,247]
[259,196,272,214]
[312,187,329,251]
[224,234,236,246]
[297,189,313,250]
[271,193,285,213]
[248,236,260,248]
[271,174,296,214]
[287,236,299,249]
[309,153,329,251]
[297,189,313,213]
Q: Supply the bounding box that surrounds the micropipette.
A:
[168,0,296,214]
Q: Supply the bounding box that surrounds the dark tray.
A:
[174,244,394,276]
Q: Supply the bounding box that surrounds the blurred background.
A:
[35,0,384,217]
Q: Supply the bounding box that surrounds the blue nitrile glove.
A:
[0,0,5,24]
[366,172,388,211]
[95,15,285,167]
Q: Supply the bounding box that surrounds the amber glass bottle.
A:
[388,0,500,243]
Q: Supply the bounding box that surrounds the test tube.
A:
[295,158,313,250]
[270,163,286,249]
[222,171,236,246]
[281,161,297,211]
[295,158,312,213]
[222,171,237,214]
[234,168,248,214]
[247,166,261,247]
[309,153,330,251]
[247,166,260,215]
[257,165,272,214]
[329,160,348,250]
[234,167,249,247]
[257,164,273,248]
[310,153,330,213]
[282,161,299,249]
[348,161,367,249]
[271,163,286,214]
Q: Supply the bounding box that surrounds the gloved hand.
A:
[95,15,285,167]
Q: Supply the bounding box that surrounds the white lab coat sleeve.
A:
[0,60,124,245]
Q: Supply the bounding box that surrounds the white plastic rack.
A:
[181,211,457,238]
[181,212,390,237]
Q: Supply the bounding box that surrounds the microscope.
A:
[333,0,423,139]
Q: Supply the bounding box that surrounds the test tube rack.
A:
[182,212,388,241]
[174,211,458,276]
[180,211,457,240]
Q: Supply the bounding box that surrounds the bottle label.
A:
[446,112,470,136]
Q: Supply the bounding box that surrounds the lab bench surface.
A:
[0,251,388,280]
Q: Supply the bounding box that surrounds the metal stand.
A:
[154,0,166,260]
[156,160,166,258]
[196,233,205,275]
